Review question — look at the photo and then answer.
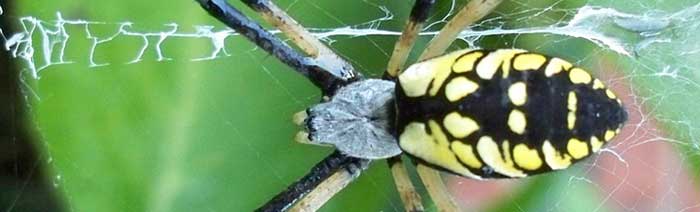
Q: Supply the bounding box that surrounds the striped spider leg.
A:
[196,0,358,95]
[240,0,360,83]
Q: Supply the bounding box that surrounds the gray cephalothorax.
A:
[294,79,401,159]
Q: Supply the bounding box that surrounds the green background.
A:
[7,0,700,211]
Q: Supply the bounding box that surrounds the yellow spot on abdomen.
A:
[604,130,616,141]
[476,49,526,79]
[508,82,527,106]
[399,122,480,179]
[451,141,482,169]
[591,136,604,152]
[477,137,526,177]
[544,58,572,77]
[508,109,527,134]
[606,89,617,99]
[542,140,572,170]
[443,112,480,138]
[568,91,578,111]
[399,50,471,97]
[593,79,605,89]
[569,68,592,84]
[445,77,479,102]
[429,50,472,96]
[567,138,589,159]
[513,144,543,170]
[399,62,435,97]
[452,51,484,73]
[567,91,577,130]
[567,113,576,130]
[513,53,547,71]
[428,120,449,146]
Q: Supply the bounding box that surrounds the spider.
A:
[195,0,628,211]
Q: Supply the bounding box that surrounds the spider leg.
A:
[416,164,459,212]
[388,156,424,212]
[385,0,436,78]
[289,155,368,212]
[196,0,356,95]
[418,0,503,60]
[410,1,503,211]
[256,151,369,212]
[241,0,359,81]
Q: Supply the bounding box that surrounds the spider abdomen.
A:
[395,49,627,179]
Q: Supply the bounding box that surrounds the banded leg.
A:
[419,0,503,60]
[289,158,368,212]
[385,0,436,78]
[411,0,503,211]
[416,164,458,212]
[256,151,369,212]
[388,157,424,212]
[241,0,359,81]
[196,0,356,95]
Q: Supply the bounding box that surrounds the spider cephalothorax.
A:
[296,79,401,159]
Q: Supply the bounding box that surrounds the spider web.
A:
[2,0,699,211]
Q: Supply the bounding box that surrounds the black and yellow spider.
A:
[196,0,627,211]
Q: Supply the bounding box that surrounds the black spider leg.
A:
[241,0,359,81]
[196,0,356,95]
[384,0,436,79]
[255,151,367,212]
